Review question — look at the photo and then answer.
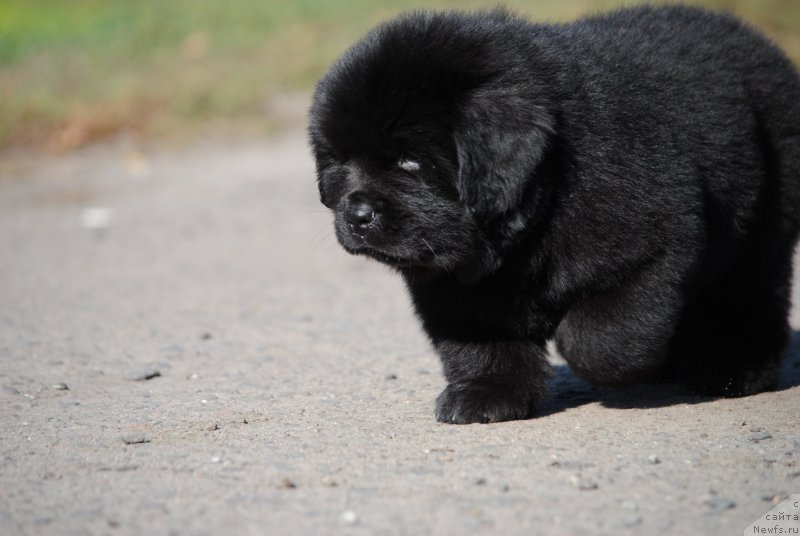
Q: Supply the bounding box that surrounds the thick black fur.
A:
[309,6,800,424]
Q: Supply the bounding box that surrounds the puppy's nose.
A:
[345,200,376,228]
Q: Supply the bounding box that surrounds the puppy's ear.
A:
[309,136,340,209]
[454,89,554,220]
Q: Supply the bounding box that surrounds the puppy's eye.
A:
[397,159,421,172]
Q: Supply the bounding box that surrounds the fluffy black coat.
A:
[309,6,800,423]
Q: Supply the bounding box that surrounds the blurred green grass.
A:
[1,0,798,151]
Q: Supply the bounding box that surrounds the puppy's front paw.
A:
[435,377,537,424]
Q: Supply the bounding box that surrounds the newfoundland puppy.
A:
[308,6,800,423]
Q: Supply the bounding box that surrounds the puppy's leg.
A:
[668,243,794,397]
[434,339,551,424]
[555,257,688,386]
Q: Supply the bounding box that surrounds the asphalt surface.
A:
[1,131,799,535]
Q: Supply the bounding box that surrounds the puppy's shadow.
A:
[538,330,800,417]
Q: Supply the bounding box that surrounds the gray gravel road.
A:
[1,131,799,535]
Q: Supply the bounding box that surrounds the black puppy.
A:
[309,6,800,424]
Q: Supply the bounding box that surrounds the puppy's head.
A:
[309,10,555,282]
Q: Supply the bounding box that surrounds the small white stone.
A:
[340,510,358,524]
[80,207,113,230]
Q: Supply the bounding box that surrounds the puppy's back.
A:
[553,5,800,247]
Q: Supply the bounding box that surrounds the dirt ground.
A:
[1,130,798,535]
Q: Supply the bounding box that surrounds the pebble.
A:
[80,207,113,230]
[52,383,69,391]
[130,369,161,381]
[570,474,598,490]
[121,434,150,445]
[703,496,736,514]
[385,374,398,380]
[647,454,661,464]
[98,464,139,472]
[475,478,487,486]
[623,514,643,527]
[201,332,212,340]
[341,510,358,524]
[550,460,593,470]
[207,423,220,431]
[749,431,773,442]
[280,478,297,489]
[761,492,786,503]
